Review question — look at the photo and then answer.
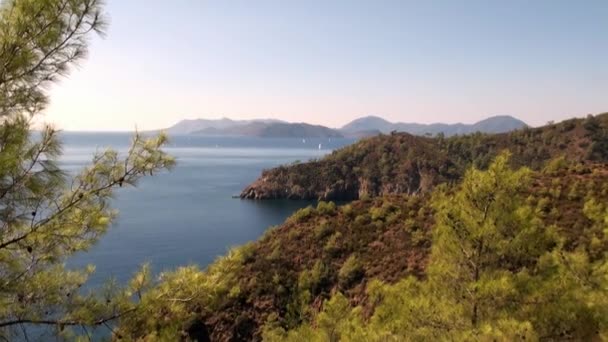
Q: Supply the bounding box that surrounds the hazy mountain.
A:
[341,115,527,136]
[340,116,395,133]
[164,118,285,135]
[193,122,343,138]
[165,115,526,138]
[470,115,529,134]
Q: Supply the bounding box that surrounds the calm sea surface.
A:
[62,133,355,286]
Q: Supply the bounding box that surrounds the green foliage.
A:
[369,207,385,221]
[264,293,367,342]
[338,255,364,288]
[370,202,399,222]
[314,220,333,240]
[340,204,354,217]
[323,231,342,256]
[274,153,608,340]
[585,114,608,161]
[316,201,336,215]
[118,154,608,340]
[292,206,315,223]
[298,261,328,295]
[353,213,370,226]
[285,261,332,329]
[0,1,175,339]
[542,155,569,175]
[0,0,106,117]
[0,124,174,340]
[117,245,249,340]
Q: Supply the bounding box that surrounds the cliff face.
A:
[241,113,608,200]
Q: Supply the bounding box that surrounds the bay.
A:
[61,133,355,286]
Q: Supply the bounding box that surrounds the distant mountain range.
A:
[163,115,527,138]
[164,118,285,135]
[340,115,528,136]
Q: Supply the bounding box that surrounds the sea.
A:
[61,133,356,287]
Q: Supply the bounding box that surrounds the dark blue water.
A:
[62,133,355,286]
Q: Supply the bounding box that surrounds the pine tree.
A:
[266,152,608,340]
[0,0,174,339]
[367,152,608,340]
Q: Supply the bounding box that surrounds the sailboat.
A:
[318,143,322,150]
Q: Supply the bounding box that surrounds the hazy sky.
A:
[44,0,608,131]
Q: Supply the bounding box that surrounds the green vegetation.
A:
[118,150,608,340]
[265,154,608,340]
[3,2,608,341]
[0,0,173,339]
[337,255,363,288]
[241,113,608,200]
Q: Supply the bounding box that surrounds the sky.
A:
[44,0,608,131]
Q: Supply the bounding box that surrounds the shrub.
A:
[370,207,386,221]
[324,232,343,257]
[543,156,568,175]
[536,197,551,216]
[410,228,428,246]
[386,210,402,225]
[292,206,315,223]
[288,227,302,240]
[315,221,334,240]
[298,261,329,294]
[341,204,354,217]
[317,201,337,215]
[239,242,257,263]
[354,214,371,226]
[269,242,282,261]
[338,255,364,287]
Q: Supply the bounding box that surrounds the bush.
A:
[324,232,343,256]
[341,204,354,217]
[315,221,334,240]
[269,241,282,261]
[298,261,329,294]
[370,207,386,221]
[543,156,568,175]
[338,255,364,287]
[354,214,370,226]
[317,201,337,215]
[292,206,315,223]
[288,227,302,240]
[410,228,428,246]
[239,242,257,263]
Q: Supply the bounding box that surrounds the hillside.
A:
[340,115,527,136]
[241,113,608,200]
[118,160,608,341]
[340,116,395,133]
